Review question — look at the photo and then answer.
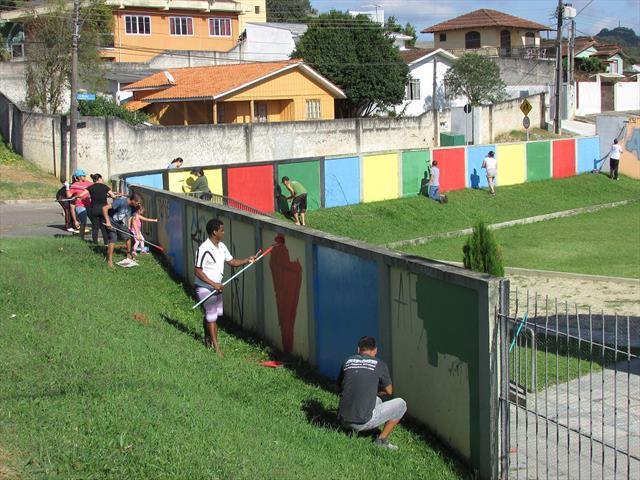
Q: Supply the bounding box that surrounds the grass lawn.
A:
[0,237,464,479]
[494,128,576,143]
[307,174,640,246]
[400,202,640,279]
[0,139,60,200]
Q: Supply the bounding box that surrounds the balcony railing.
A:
[446,46,556,60]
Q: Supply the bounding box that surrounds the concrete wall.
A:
[597,114,640,179]
[576,81,601,115]
[493,58,554,87]
[132,185,505,480]
[614,80,640,112]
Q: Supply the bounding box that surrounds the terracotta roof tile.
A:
[122,60,347,102]
[422,9,552,33]
[125,100,150,112]
[399,48,437,64]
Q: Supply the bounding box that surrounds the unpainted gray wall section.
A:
[494,58,555,86]
[596,114,629,174]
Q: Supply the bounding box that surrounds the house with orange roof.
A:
[422,9,553,58]
[123,60,346,125]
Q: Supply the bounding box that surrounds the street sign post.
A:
[523,116,531,141]
[520,98,532,116]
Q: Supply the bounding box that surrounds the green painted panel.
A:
[526,141,551,182]
[416,275,480,467]
[277,160,321,211]
[402,150,430,197]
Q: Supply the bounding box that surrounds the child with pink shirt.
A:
[129,204,158,256]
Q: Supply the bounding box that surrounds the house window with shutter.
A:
[465,31,481,49]
[306,99,321,119]
[405,79,420,100]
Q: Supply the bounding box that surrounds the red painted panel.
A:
[432,148,466,192]
[552,139,576,178]
[227,164,274,213]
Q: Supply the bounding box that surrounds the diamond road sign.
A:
[520,99,532,116]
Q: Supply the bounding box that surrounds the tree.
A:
[266,0,316,23]
[444,53,506,106]
[384,16,417,48]
[292,11,409,117]
[462,221,504,277]
[22,0,112,114]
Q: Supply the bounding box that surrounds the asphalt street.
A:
[0,201,74,238]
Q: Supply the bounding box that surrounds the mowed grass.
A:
[0,238,464,479]
[306,174,640,245]
[401,202,640,279]
[0,139,60,200]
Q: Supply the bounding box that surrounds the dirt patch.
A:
[0,446,21,480]
[132,312,149,326]
[508,274,640,317]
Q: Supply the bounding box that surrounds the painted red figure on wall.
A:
[269,234,302,354]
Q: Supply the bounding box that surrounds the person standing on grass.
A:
[428,160,448,204]
[481,151,497,196]
[194,219,255,357]
[67,169,93,240]
[86,174,120,244]
[129,204,157,256]
[338,336,407,451]
[103,193,140,269]
[281,176,308,226]
[607,138,623,180]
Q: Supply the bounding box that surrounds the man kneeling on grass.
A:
[337,336,407,451]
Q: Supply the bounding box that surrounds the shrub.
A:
[78,96,149,125]
[462,220,504,276]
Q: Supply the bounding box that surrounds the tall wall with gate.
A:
[133,185,506,480]
[119,136,601,214]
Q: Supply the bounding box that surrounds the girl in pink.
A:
[129,204,158,256]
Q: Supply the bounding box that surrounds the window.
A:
[405,79,420,100]
[125,15,151,35]
[465,30,480,49]
[170,17,193,36]
[524,31,535,46]
[305,99,321,120]
[216,103,225,123]
[254,5,260,14]
[439,33,446,42]
[209,17,232,37]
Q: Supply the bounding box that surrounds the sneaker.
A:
[66,227,79,233]
[117,258,133,267]
[442,195,449,204]
[374,438,399,451]
[124,260,139,267]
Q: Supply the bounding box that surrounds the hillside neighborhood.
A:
[0,1,639,480]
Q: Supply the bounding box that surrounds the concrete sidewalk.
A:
[0,201,72,238]
[561,119,596,136]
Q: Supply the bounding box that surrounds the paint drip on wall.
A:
[269,234,302,354]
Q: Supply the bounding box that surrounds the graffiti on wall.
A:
[621,117,640,179]
[156,196,185,278]
[268,234,303,354]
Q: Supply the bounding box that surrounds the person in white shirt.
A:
[194,219,255,357]
[481,150,497,196]
[608,139,623,180]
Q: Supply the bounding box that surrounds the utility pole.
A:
[69,0,80,176]
[569,17,575,116]
[432,56,439,146]
[553,0,563,134]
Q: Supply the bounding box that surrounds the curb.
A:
[387,199,638,249]
[0,199,55,205]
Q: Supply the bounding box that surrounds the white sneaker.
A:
[124,259,139,268]
[117,258,133,267]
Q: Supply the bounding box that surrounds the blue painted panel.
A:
[157,197,185,279]
[125,173,164,191]
[314,246,378,379]
[577,137,600,174]
[324,156,360,208]
[466,145,495,189]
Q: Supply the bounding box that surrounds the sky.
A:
[309,0,640,39]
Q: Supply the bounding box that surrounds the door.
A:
[500,30,511,56]
[255,102,268,123]
[601,82,614,111]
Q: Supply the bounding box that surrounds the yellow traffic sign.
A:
[520,99,532,116]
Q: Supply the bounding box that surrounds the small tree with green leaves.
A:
[463,221,504,277]
[444,53,506,106]
[384,16,417,48]
[266,0,316,23]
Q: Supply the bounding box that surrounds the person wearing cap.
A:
[67,169,93,239]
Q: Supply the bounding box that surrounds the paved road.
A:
[0,201,72,238]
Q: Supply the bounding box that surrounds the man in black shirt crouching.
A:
[337,336,407,451]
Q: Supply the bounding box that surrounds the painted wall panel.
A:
[496,143,526,186]
[324,156,360,207]
[526,141,551,181]
[466,145,494,189]
[553,139,577,178]
[314,246,378,379]
[576,137,601,174]
[432,148,465,192]
[227,164,274,213]
[125,173,164,190]
[155,196,185,279]
[168,169,223,195]
[390,268,479,465]
[362,153,399,202]
[402,150,430,197]
[277,160,321,211]
[262,231,309,360]
[184,204,220,287]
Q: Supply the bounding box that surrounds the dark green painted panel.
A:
[416,275,480,467]
[277,161,321,211]
[402,150,430,197]
[526,141,551,182]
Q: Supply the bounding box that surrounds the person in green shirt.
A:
[281,176,308,226]
[188,168,212,200]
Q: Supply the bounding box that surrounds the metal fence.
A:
[499,288,640,480]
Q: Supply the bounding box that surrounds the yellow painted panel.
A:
[168,170,192,193]
[390,268,471,458]
[262,230,309,360]
[496,143,526,186]
[169,169,222,195]
[362,153,399,202]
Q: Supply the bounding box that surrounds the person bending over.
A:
[337,336,407,451]
[281,176,308,226]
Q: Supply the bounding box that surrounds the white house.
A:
[394,47,461,117]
